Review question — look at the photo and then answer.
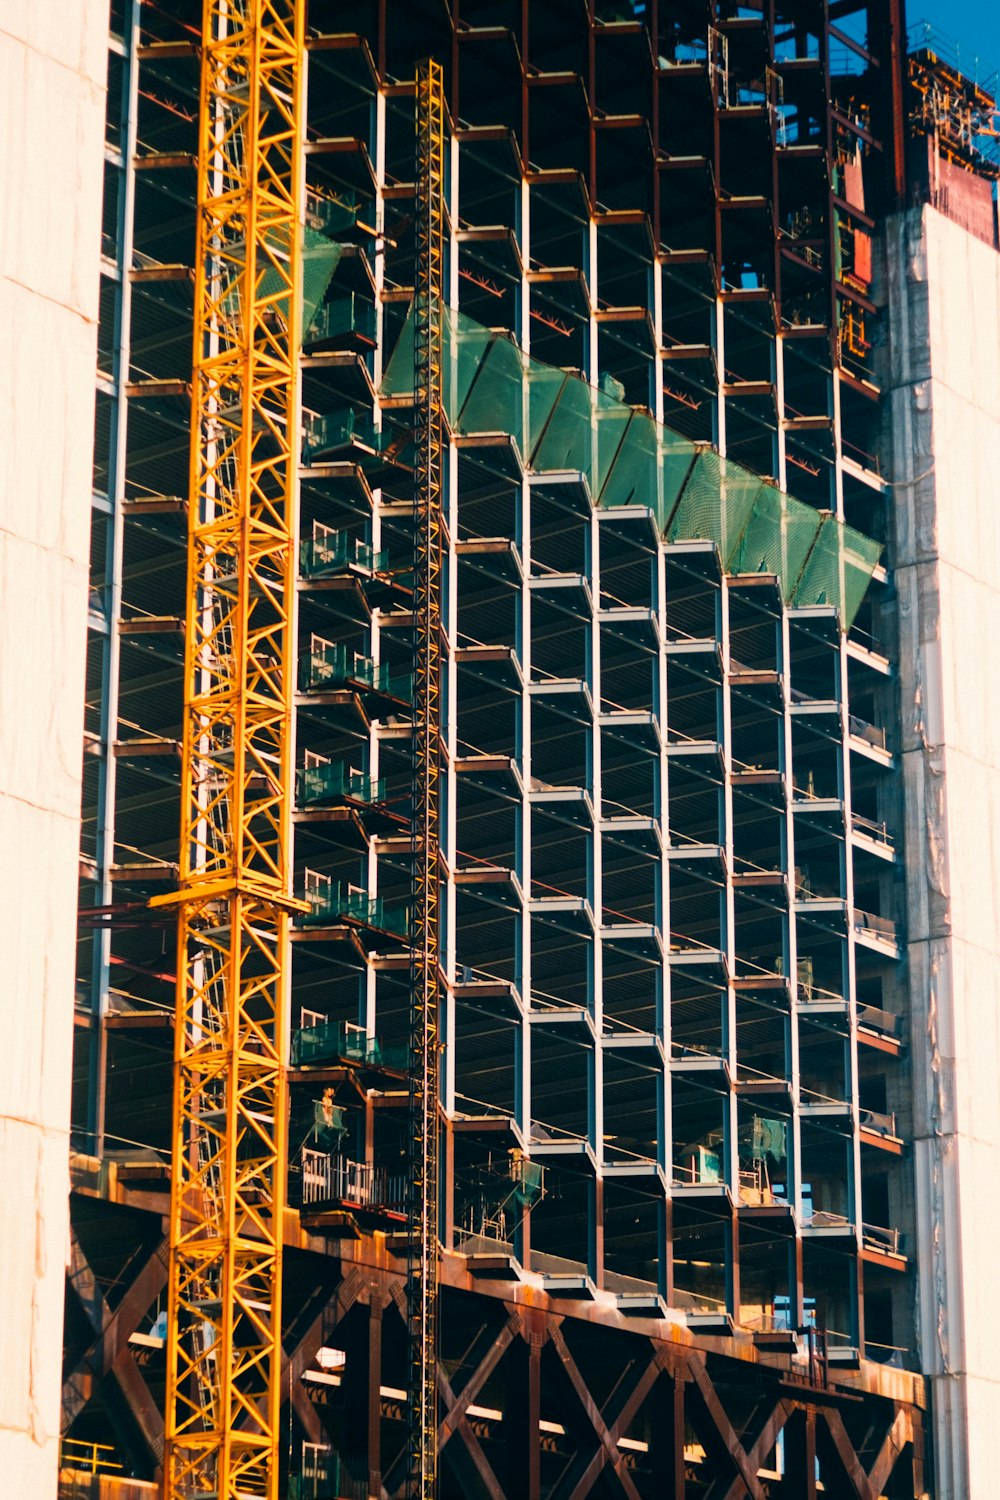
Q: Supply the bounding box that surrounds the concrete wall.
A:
[0,0,106,1490]
[886,205,1000,1498]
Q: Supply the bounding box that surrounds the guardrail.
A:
[301,1149,407,1214]
[860,1108,898,1138]
[862,1221,903,1256]
[853,908,897,944]
[59,1439,123,1476]
[848,714,887,750]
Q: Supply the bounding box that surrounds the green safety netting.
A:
[599,410,695,528]
[301,228,344,331]
[380,304,882,628]
[794,516,883,617]
[252,226,343,336]
[666,448,766,563]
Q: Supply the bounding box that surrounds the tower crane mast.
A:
[408,55,445,1500]
[156,4,304,1496]
[161,20,445,1500]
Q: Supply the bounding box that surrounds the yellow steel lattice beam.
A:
[408,56,445,1500]
[157,3,303,1496]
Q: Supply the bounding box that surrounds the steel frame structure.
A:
[155,4,304,1496]
[82,0,140,1158]
[65,3,953,1497]
[61,1182,928,1500]
[408,55,446,1500]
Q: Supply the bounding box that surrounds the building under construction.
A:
[4,1,1000,1498]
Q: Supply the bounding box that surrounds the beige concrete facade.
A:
[0,0,106,1490]
[888,203,1000,1499]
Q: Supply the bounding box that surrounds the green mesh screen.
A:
[593,395,633,498]
[728,488,824,599]
[667,450,764,565]
[659,436,700,529]
[375,301,883,629]
[255,226,343,336]
[531,375,631,497]
[456,332,528,451]
[444,307,495,417]
[728,483,784,577]
[600,411,659,510]
[379,305,415,397]
[716,460,770,568]
[792,515,882,624]
[531,375,597,477]
[783,498,826,601]
[791,516,842,611]
[525,360,568,456]
[300,229,344,332]
[380,304,495,412]
[840,525,883,627]
[665,447,724,545]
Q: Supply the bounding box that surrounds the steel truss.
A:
[408,54,446,1500]
[154,4,304,1496]
[62,1201,928,1500]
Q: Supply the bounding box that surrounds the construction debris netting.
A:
[381,305,882,628]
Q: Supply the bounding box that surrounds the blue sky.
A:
[908,0,1000,84]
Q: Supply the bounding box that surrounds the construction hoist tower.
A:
[407,56,446,1500]
[155,3,304,1497]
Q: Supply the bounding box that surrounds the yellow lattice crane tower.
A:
[155,12,446,1495]
[151,3,304,1496]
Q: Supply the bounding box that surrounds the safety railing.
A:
[292,1019,407,1071]
[290,1443,370,1500]
[296,760,386,809]
[305,291,376,350]
[301,1148,407,1214]
[307,187,372,235]
[853,908,898,945]
[298,638,412,701]
[862,1221,903,1256]
[860,1108,898,1139]
[673,1286,729,1316]
[300,529,387,579]
[865,1338,911,1368]
[852,811,893,848]
[907,20,998,98]
[59,1439,123,1476]
[738,1166,778,1207]
[303,404,409,465]
[848,714,887,750]
[300,871,409,938]
[857,1003,901,1038]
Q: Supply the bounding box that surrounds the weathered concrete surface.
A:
[886,204,1000,1500]
[0,1,106,1490]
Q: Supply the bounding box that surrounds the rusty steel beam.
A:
[548,1323,644,1500]
[565,1352,665,1500]
[63,1198,929,1500]
[62,1230,168,1469]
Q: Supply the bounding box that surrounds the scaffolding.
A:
[908,23,1000,177]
